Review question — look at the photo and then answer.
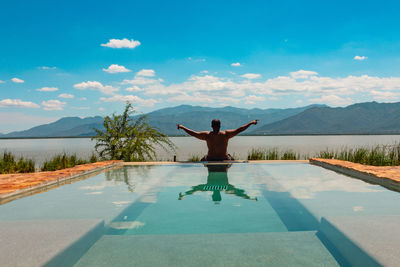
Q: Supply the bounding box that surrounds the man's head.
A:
[211,119,221,132]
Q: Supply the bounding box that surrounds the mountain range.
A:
[1,102,399,137]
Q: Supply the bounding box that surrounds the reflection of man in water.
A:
[177,119,258,161]
[178,164,257,203]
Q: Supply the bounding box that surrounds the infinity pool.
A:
[0,163,399,266]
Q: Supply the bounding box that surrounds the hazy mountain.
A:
[252,101,400,135]
[1,104,322,137]
[1,116,104,137]
[145,104,324,135]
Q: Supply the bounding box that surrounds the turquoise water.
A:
[0,163,399,266]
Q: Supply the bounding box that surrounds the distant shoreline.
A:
[1,133,400,140]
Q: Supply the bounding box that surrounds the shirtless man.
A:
[177,119,258,161]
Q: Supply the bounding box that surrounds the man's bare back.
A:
[177,119,258,161]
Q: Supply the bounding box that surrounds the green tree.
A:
[92,102,175,161]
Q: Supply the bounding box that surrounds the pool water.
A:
[0,163,399,266]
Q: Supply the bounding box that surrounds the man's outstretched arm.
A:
[177,124,208,140]
[226,120,258,138]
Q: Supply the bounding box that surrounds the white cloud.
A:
[187,57,206,62]
[103,64,131,74]
[200,70,209,74]
[0,99,40,108]
[100,94,157,107]
[309,94,353,106]
[136,69,155,77]
[38,66,57,70]
[79,97,87,101]
[11,78,24,83]
[126,86,142,92]
[101,38,141,49]
[115,70,400,107]
[370,90,399,101]
[36,87,58,92]
[290,70,318,79]
[241,73,261,79]
[354,55,367,61]
[58,93,75,99]
[122,77,162,86]
[41,100,66,111]
[231,62,241,67]
[245,95,265,104]
[0,80,5,84]
[74,81,119,95]
[167,93,214,103]
[98,107,105,111]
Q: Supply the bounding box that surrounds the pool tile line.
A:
[310,158,400,193]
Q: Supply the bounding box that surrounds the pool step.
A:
[318,216,400,267]
[0,219,104,267]
[76,231,339,266]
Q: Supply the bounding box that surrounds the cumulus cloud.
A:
[100,94,157,107]
[241,73,261,79]
[136,69,155,77]
[309,94,353,106]
[58,93,74,99]
[79,97,87,101]
[354,55,367,61]
[126,86,142,92]
[0,99,40,108]
[115,69,400,107]
[370,90,399,101]
[231,62,241,67]
[41,100,66,110]
[122,77,163,86]
[36,87,58,92]
[74,81,119,95]
[245,95,266,104]
[38,66,57,70]
[167,93,214,103]
[11,78,24,83]
[0,80,5,84]
[103,64,131,74]
[101,38,141,49]
[290,70,318,79]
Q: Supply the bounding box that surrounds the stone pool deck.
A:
[0,160,122,204]
[310,158,400,192]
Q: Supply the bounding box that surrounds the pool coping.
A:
[122,160,309,165]
[0,161,123,204]
[310,158,400,192]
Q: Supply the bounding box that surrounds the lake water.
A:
[1,135,400,165]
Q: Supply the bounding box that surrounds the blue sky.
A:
[1,0,400,132]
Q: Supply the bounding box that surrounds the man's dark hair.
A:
[211,119,220,128]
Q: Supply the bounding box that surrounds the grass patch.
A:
[0,151,35,174]
[41,153,99,171]
[187,154,202,162]
[248,148,300,160]
[317,144,400,166]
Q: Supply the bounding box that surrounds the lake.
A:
[1,135,400,166]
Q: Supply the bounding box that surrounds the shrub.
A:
[0,152,35,174]
[92,102,176,162]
